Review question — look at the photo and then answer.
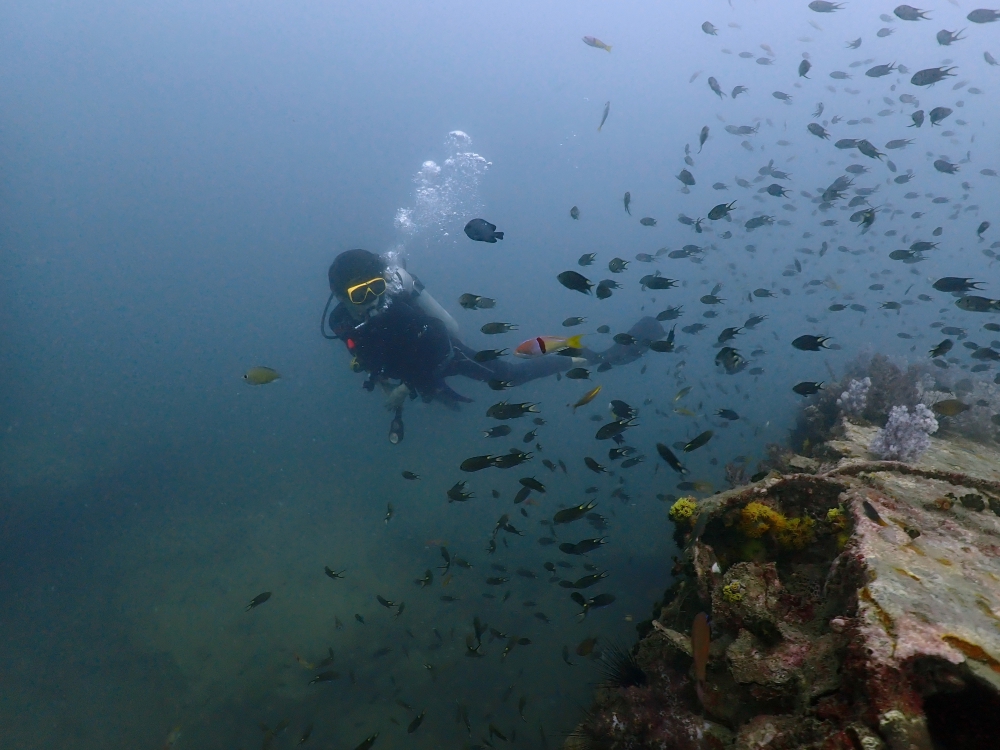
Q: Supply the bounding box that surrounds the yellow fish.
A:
[932,399,970,417]
[582,36,612,52]
[572,385,602,412]
[162,727,182,750]
[243,366,281,385]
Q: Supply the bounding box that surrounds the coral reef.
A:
[669,497,699,526]
[737,501,786,539]
[917,372,1000,446]
[837,377,871,418]
[574,418,1000,750]
[790,353,925,454]
[868,404,938,462]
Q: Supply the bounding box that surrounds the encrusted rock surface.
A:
[570,419,1000,749]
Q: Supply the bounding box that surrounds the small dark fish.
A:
[793,381,824,396]
[716,409,739,420]
[642,275,678,290]
[970,9,1000,23]
[639,217,657,227]
[246,592,271,611]
[895,4,929,21]
[707,201,736,220]
[929,106,953,126]
[519,477,545,492]
[929,339,953,357]
[415,569,433,587]
[866,62,897,78]
[862,500,887,526]
[324,566,345,579]
[570,206,580,220]
[491,450,533,469]
[372,646,392,658]
[911,66,957,86]
[792,334,832,351]
[553,501,597,525]
[447,481,474,502]
[557,271,594,294]
[474,348,508,363]
[572,571,609,588]
[487,401,540,420]
[309,670,341,684]
[465,218,504,243]
[352,733,378,750]
[481,322,517,335]
[572,592,616,617]
[407,712,426,734]
[596,418,637,441]
[484,425,512,438]
[459,293,496,310]
[461,455,496,472]
[559,537,607,555]
[956,296,1000,313]
[489,723,508,742]
[934,277,983,293]
[656,443,688,475]
[683,430,713,452]
[608,257,629,273]
[584,457,607,473]
[299,723,314,744]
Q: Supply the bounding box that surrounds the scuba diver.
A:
[322,249,663,443]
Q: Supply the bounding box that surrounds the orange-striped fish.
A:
[515,334,584,358]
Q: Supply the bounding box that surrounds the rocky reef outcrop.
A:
[569,420,1000,750]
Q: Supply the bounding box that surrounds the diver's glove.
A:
[384,383,411,411]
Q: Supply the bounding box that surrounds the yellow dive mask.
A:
[346,276,387,305]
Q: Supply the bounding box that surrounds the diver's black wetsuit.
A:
[328,291,664,405]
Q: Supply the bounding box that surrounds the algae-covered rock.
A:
[577,418,1000,750]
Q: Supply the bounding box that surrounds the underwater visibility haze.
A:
[3,0,1000,748]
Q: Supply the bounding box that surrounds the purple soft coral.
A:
[869,404,938,462]
[837,377,871,417]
